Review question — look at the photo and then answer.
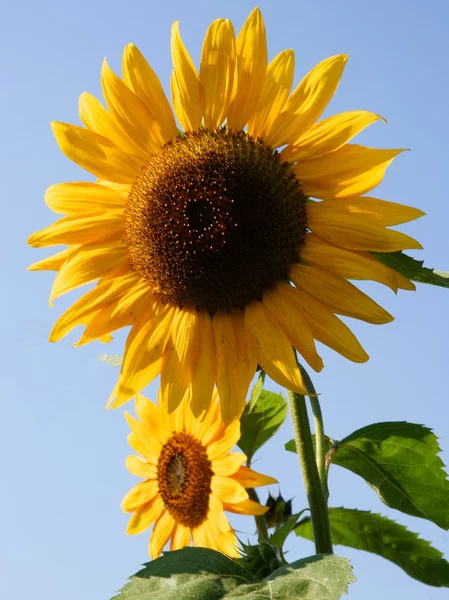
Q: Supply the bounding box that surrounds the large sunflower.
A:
[122,390,275,558]
[28,7,423,422]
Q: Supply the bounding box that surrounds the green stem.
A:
[247,487,269,540]
[287,389,333,554]
[297,363,327,495]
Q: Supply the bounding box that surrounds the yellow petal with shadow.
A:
[266,54,348,148]
[211,475,248,504]
[262,283,323,372]
[51,122,139,183]
[150,510,176,559]
[200,19,236,129]
[290,264,393,324]
[227,7,267,130]
[283,110,385,161]
[101,59,163,152]
[293,288,369,363]
[45,182,127,214]
[121,479,158,512]
[244,300,309,394]
[231,465,277,488]
[170,21,203,131]
[126,497,164,535]
[122,43,177,143]
[247,48,294,139]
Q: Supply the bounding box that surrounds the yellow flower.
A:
[121,390,275,558]
[28,8,423,422]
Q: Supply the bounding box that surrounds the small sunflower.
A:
[28,7,424,421]
[121,390,275,558]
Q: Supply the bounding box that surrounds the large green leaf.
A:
[227,555,355,599]
[328,422,449,529]
[296,508,449,587]
[285,436,333,455]
[374,251,449,288]
[114,549,355,600]
[238,390,287,461]
[113,548,254,599]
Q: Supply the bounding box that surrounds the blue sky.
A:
[2,0,449,598]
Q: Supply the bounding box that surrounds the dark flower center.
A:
[124,128,307,313]
[157,432,213,528]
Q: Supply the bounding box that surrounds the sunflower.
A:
[121,390,275,558]
[28,7,423,422]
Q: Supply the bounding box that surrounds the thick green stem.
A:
[297,363,327,494]
[247,487,269,540]
[287,390,333,554]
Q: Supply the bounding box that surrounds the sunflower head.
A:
[121,389,276,558]
[29,6,423,422]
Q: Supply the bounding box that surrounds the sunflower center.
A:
[157,431,213,528]
[124,128,307,313]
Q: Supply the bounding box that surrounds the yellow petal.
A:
[112,303,175,408]
[212,311,256,424]
[121,479,158,512]
[45,182,126,214]
[262,283,323,372]
[208,494,231,533]
[189,310,216,418]
[315,197,425,226]
[200,19,236,129]
[126,497,164,535]
[170,21,203,131]
[216,529,239,558]
[125,455,158,479]
[232,465,277,488]
[122,43,177,143]
[27,211,123,248]
[191,521,208,547]
[244,300,309,395]
[79,91,146,161]
[227,7,267,130]
[301,233,401,292]
[28,246,77,272]
[294,288,369,363]
[149,511,176,558]
[101,59,162,152]
[170,524,191,551]
[75,281,150,346]
[135,395,170,444]
[49,242,126,305]
[51,122,139,183]
[212,453,247,476]
[161,307,200,413]
[207,420,241,461]
[307,201,423,252]
[283,111,385,161]
[266,54,348,148]
[49,268,141,341]
[290,264,393,324]
[224,498,268,516]
[211,475,248,504]
[298,145,404,199]
[125,412,163,463]
[247,49,295,139]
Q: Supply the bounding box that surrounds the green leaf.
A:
[227,555,355,599]
[285,435,333,455]
[269,511,307,551]
[374,251,449,288]
[113,547,254,599]
[115,549,355,600]
[328,422,449,530]
[249,371,265,410]
[238,390,287,461]
[296,508,449,587]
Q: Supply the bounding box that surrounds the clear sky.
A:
[2,0,449,598]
